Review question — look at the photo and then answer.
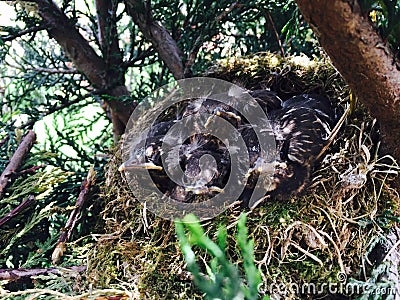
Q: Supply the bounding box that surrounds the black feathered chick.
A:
[120,90,343,208]
[258,93,342,202]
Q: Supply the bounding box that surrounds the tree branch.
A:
[95,0,111,50]
[215,2,241,23]
[25,66,78,74]
[0,130,36,200]
[124,0,184,80]
[34,0,108,88]
[94,0,131,138]
[295,0,400,163]
[265,10,285,57]
[0,195,35,228]
[52,167,96,265]
[95,0,124,74]
[0,266,86,281]
[1,24,47,42]
[19,96,91,129]
[15,165,45,176]
[34,0,134,136]
[123,47,156,69]
[7,62,78,74]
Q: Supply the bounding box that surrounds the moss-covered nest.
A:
[88,52,400,299]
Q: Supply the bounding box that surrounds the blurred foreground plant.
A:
[175,213,269,300]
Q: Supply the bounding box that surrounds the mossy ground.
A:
[80,52,400,299]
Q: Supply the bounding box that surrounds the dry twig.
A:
[52,167,96,265]
[0,266,86,281]
[0,130,36,200]
[0,195,35,228]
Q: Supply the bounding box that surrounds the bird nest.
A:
[87,52,400,299]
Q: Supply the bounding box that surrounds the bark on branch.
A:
[0,266,86,281]
[295,0,400,164]
[94,0,130,136]
[95,0,122,68]
[52,167,96,265]
[34,0,134,136]
[0,195,35,228]
[35,0,108,88]
[125,0,185,80]
[0,130,36,200]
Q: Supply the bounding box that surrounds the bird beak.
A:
[118,162,163,172]
[217,110,241,122]
[185,185,224,194]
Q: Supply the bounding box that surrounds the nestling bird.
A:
[120,89,343,208]
[252,93,343,205]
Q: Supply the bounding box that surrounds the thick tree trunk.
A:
[295,0,400,169]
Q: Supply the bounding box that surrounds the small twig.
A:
[52,167,96,265]
[254,225,272,266]
[315,104,351,161]
[317,207,340,242]
[0,130,36,200]
[290,242,324,266]
[24,66,78,74]
[0,195,35,228]
[2,24,47,42]
[15,165,45,176]
[123,47,155,69]
[215,2,241,22]
[71,288,135,299]
[265,10,285,57]
[19,96,93,129]
[382,236,400,263]
[184,35,204,77]
[2,289,73,300]
[319,231,345,274]
[1,287,134,300]
[0,266,86,281]
[284,221,328,248]
[6,61,78,75]
[6,60,78,75]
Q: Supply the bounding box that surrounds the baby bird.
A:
[120,89,343,208]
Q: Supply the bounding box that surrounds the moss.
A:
[85,52,399,299]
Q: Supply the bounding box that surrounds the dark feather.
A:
[121,90,343,208]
